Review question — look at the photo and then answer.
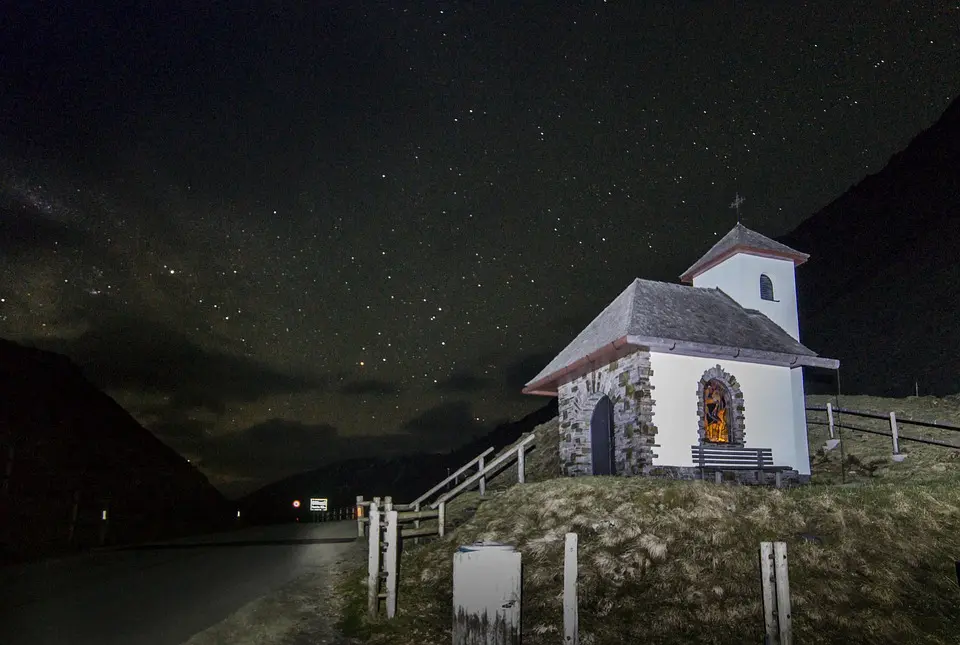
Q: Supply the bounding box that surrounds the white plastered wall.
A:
[693,253,801,341]
[649,352,809,474]
[790,366,811,475]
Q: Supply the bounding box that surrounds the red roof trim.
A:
[680,245,809,284]
[521,336,634,396]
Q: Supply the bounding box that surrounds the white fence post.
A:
[889,412,906,461]
[564,533,579,645]
[760,541,792,645]
[823,403,841,451]
[774,542,792,645]
[517,444,525,484]
[367,502,381,617]
[478,456,486,497]
[438,501,446,537]
[385,509,399,619]
[760,542,776,641]
[826,402,835,439]
[413,501,421,545]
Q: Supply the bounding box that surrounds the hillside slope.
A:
[0,339,233,562]
[338,394,960,645]
[779,95,960,397]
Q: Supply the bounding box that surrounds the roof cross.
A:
[729,193,745,223]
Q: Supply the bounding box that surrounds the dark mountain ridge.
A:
[0,339,234,563]
[780,95,960,397]
[239,398,558,523]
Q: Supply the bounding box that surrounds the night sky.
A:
[2,2,958,497]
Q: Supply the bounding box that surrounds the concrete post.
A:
[760,541,792,645]
[564,533,579,645]
[357,495,365,537]
[478,456,485,497]
[384,510,398,618]
[517,444,525,484]
[452,542,521,645]
[890,412,906,461]
[367,502,381,617]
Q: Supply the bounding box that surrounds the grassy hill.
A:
[336,394,960,645]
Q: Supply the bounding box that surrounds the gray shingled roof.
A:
[680,223,809,282]
[526,278,835,389]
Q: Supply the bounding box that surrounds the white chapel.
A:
[523,223,839,485]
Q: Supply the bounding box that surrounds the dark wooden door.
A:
[590,396,615,475]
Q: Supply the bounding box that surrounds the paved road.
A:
[0,521,362,645]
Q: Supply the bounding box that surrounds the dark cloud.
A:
[504,352,556,392]
[400,400,488,450]
[339,379,399,396]
[149,417,212,455]
[32,315,325,411]
[435,371,491,393]
[169,391,228,415]
[200,419,342,477]
[0,207,87,254]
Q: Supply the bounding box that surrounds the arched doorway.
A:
[590,396,615,475]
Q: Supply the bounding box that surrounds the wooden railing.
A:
[354,446,494,538]
[807,402,960,458]
[359,432,539,618]
[364,496,446,618]
[430,433,536,509]
[409,446,495,508]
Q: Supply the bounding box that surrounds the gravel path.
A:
[180,538,367,645]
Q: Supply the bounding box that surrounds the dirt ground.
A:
[181,539,368,645]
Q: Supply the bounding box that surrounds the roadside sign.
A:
[310,498,328,512]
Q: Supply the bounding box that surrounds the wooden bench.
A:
[690,445,791,486]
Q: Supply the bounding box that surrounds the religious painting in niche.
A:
[703,379,730,443]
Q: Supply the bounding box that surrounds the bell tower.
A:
[679,223,809,341]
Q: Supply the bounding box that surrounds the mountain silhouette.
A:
[0,339,233,562]
[780,95,960,397]
[238,398,558,523]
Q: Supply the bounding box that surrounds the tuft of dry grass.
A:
[337,395,960,645]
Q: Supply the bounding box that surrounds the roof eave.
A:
[796,356,841,370]
[521,334,840,397]
[680,246,811,284]
[624,335,839,370]
[522,335,634,396]
[522,387,560,397]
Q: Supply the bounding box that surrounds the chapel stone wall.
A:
[556,348,658,477]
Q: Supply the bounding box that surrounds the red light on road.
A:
[292,500,301,508]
